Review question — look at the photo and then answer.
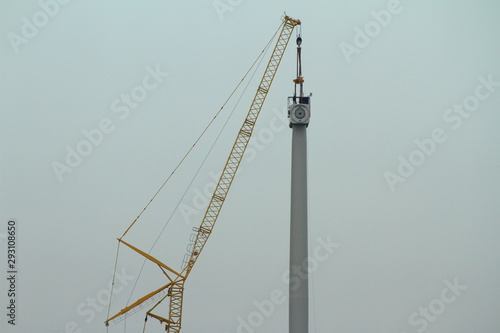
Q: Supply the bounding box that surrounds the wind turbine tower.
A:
[288,34,311,333]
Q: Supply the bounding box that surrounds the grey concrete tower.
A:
[288,35,311,333]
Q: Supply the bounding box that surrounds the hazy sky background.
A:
[1,1,499,333]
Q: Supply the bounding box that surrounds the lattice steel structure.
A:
[105,15,301,333]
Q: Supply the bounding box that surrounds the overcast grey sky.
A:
[1,1,499,333]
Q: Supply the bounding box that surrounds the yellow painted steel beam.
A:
[148,312,173,325]
[105,282,172,325]
[118,238,183,279]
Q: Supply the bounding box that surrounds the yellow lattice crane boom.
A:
[105,15,301,332]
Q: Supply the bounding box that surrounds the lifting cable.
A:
[124,20,278,316]
[107,19,285,332]
[148,26,275,252]
[119,19,285,241]
[105,242,121,333]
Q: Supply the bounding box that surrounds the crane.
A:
[105,15,301,332]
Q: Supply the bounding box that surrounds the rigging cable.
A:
[108,19,285,332]
[125,22,276,313]
[106,242,121,333]
[119,19,285,241]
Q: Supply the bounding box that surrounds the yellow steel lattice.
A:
[185,16,300,278]
[105,16,300,333]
